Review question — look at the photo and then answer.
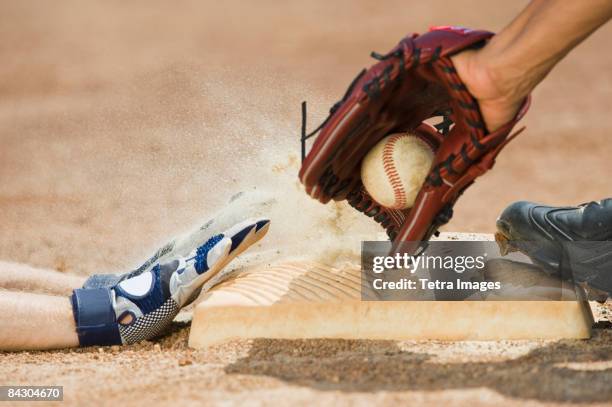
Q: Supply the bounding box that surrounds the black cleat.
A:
[495,199,612,297]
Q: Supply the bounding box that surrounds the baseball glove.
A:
[299,26,530,255]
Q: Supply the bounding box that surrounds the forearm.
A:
[451,0,612,131]
[0,291,79,351]
[484,0,612,100]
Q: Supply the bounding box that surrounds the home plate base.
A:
[188,239,594,348]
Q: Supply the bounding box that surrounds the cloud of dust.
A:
[188,70,383,268]
[196,154,384,270]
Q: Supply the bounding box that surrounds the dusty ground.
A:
[0,322,611,406]
[0,1,611,406]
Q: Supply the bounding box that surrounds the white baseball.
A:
[361,132,434,210]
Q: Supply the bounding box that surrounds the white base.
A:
[189,255,594,348]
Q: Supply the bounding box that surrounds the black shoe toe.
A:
[497,201,544,241]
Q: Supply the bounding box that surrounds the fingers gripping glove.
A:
[299,26,530,255]
[71,218,270,346]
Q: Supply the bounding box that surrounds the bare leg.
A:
[0,261,85,296]
[0,290,79,350]
[451,0,612,131]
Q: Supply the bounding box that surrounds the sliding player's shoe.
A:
[83,189,274,289]
[71,218,270,346]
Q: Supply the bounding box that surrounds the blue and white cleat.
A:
[83,189,275,289]
[71,218,270,346]
[168,217,270,306]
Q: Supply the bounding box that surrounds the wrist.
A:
[451,43,529,131]
[481,56,533,106]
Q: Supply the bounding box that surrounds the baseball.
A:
[361,132,434,210]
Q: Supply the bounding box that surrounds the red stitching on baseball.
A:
[382,134,407,208]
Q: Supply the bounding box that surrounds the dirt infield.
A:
[0,1,611,405]
[0,322,610,406]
